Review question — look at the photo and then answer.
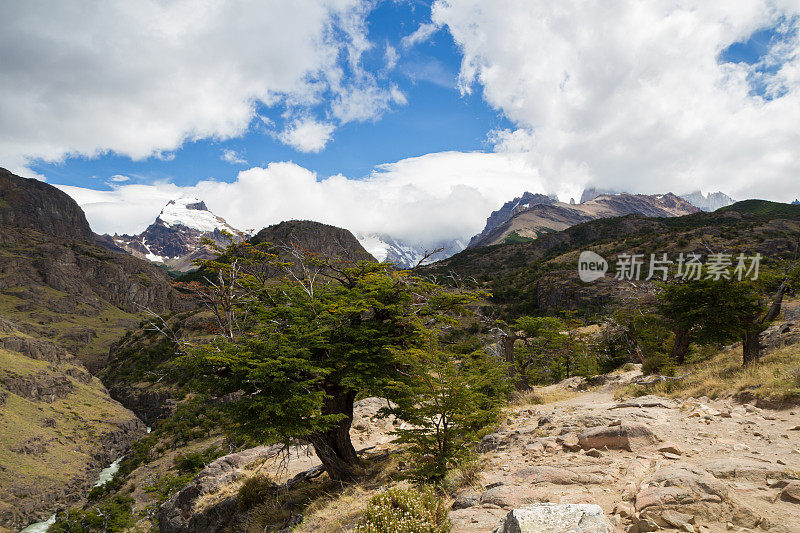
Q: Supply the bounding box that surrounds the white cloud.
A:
[0,0,398,172]
[384,44,399,70]
[221,149,247,165]
[108,175,130,183]
[331,82,408,123]
[278,118,336,153]
[400,22,438,49]
[432,0,800,202]
[56,152,549,245]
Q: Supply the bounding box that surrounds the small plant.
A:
[354,485,450,533]
[238,473,275,510]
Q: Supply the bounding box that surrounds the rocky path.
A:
[451,370,800,533]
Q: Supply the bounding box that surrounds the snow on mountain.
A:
[357,233,466,269]
[110,197,246,272]
[680,191,735,212]
[156,197,238,233]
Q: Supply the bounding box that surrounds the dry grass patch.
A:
[511,387,579,406]
[617,343,800,406]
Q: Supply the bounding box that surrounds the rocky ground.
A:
[149,368,800,532]
[450,369,800,533]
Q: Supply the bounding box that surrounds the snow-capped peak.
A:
[156,197,236,233]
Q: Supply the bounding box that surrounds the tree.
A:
[658,262,799,366]
[180,248,481,481]
[388,347,507,481]
[513,316,578,386]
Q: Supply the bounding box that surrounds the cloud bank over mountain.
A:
[57,151,551,246]
[434,0,800,201]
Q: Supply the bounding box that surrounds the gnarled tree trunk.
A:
[742,330,761,365]
[307,387,360,481]
[670,327,691,365]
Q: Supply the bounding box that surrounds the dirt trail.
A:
[450,369,800,532]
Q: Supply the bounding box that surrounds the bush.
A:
[354,485,450,533]
[238,473,275,510]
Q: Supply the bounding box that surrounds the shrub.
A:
[238,473,275,510]
[354,485,450,533]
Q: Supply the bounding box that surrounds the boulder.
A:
[781,481,800,503]
[453,489,481,509]
[495,503,611,533]
[578,422,657,451]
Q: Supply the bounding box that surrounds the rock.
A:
[562,434,581,451]
[702,459,786,483]
[585,448,602,458]
[657,442,683,455]
[635,464,727,515]
[781,481,800,503]
[612,502,635,517]
[661,510,694,529]
[662,452,682,460]
[159,445,281,533]
[516,465,603,485]
[578,422,657,451]
[480,484,547,508]
[453,490,481,509]
[495,503,611,533]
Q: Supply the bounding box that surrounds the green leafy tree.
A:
[389,347,507,481]
[658,262,799,366]
[180,247,480,481]
[511,316,582,384]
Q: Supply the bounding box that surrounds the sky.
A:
[1,1,799,245]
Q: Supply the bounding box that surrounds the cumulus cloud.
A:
[0,0,400,173]
[56,153,547,245]
[432,0,800,201]
[278,118,336,153]
[108,175,130,183]
[221,149,247,165]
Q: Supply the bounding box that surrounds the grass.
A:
[616,343,800,407]
[510,387,580,406]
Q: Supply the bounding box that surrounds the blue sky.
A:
[29,1,513,190]
[2,1,798,240]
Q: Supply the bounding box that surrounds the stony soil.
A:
[450,369,800,533]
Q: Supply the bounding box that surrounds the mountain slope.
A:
[469,192,699,247]
[0,169,183,369]
[0,318,144,531]
[425,200,800,317]
[0,168,94,242]
[112,197,246,272]
[251,220,375,262]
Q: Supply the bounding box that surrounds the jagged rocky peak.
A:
[468,189,699,248]
[680,190,736,212]
[468,191,557,247]
[112,197,245,272]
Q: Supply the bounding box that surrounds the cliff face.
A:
[0,168,94,242]
[0,169,185,370]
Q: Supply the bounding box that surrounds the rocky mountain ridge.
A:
[468,191,700,248]
[356,233,466,268]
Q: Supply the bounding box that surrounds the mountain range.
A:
[468,191,701,248]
